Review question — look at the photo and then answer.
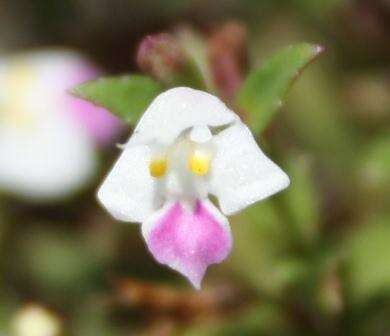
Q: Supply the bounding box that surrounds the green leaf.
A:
[71,75,163,124]
[176,26,215,92]
[236,43,323,134]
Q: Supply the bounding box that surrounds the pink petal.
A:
[62,61,124,147]
[142,200,232,289]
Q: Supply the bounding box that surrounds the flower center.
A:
[149,136,212,179]
[147,131,213,204]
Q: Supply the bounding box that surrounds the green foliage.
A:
[184,304,296,336]
[282,154,321,247]
[17,228,107,300]
[236,43,323,134]
[71,75,163,125]
[176,26,215,92]
[358,134,390,196]
[2,1,390,334]
[227,202,306,296]
[0,290,17,334]
[292,0,347,18]
[73,300,118,336]
[285,65,358,164]
[345,215,390,304]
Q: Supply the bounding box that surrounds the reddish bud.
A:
[208,21,248,102]
[137,33,187,85]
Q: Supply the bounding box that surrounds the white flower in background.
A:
[0,50,122,200]
[98,87,290,289]
[11,304,61,336]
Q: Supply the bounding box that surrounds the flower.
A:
[0,50,122,200]
[98,87,290,289]
[11,304,62,336]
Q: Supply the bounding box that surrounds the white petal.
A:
[189,126,212,143]
[0,50,99,200]
[128,87,238,146]
[0,50,93,103]
[97,144,159,223]
[209,122,290,215]
[0,112,96,200]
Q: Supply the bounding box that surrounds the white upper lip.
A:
[98,86,290,222]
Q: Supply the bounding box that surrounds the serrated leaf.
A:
[71,75,163,125]
[236,43,323,134]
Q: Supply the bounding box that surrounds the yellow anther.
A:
[189,153,211,176]
[149,158,168,178]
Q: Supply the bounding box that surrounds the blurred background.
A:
[0,0,389,335]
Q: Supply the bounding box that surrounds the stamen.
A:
[149,157,168,178]
[189,150,211,176]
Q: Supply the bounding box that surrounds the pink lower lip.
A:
[145,200,232,288]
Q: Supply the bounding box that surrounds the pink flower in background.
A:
[0,50,123,200]
[64,61,123,147]
[98,87,289,288]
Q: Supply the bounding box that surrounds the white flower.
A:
[0,50,122,200]
[11,304,62,336]
[98,87,290,288]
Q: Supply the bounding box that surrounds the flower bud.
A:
[137,33,187,85]
[208,21,248,102]
[137,33,204,88]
